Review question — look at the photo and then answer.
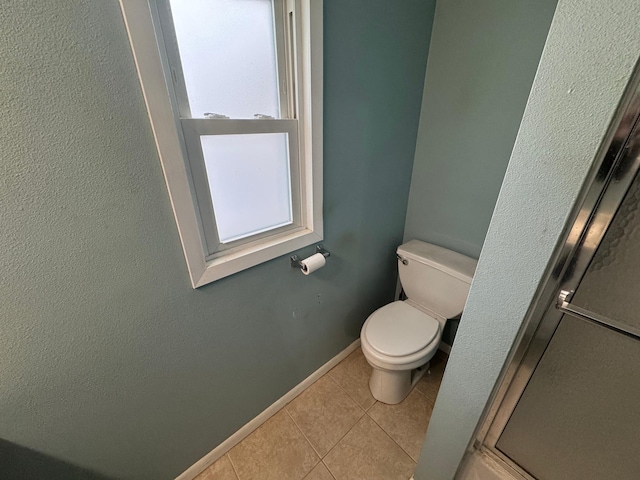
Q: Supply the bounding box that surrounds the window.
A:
[119,0,323,287]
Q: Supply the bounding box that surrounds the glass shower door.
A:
[495,314,640,480]
[477,72,640,480]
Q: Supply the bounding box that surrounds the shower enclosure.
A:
[472,69,640,479]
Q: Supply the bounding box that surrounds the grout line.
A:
[365,410,419,465]
[412,384,432,402]
[413,387,427,399]
[176,340,362,480]
[321,460,338,480]
[417,393,438,410]
[321,413,364,462]
[325,347,378,414]
[225,453,242,480]
[365,400,378,412]
[326,366,376,412]
[326,369,363,408]
[324,374,368,415]
[285,379,366,462]
[325,365,374,415]
[283,407,323,465]
[317,375,371,462]
[321,353,424,471]
[323,406,367,460]
[412,374,443,405]
[286,370,369,465]
[331,347,426,462]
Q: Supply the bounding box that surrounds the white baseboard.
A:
[175,339,362,480]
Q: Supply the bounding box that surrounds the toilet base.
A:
[369,362,430,404]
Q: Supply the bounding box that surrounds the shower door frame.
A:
[470,66,640,480]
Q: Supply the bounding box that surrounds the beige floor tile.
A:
[287,375,365,457]
[195,454,238,480]
[323,415,415,480]
[415,351,448,403]
[367,389,434,461]
[328,348,376,410]
[228,409,319,480]
[303,462,336,480]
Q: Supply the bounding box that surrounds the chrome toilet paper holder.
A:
[291,245,330,270]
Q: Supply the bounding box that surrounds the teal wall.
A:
[404,0,558,259]
[403,0,557,347]
[0,1,434,479]
[415,0,640,477]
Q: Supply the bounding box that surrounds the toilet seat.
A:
[361,301,442,370]
[363,301,439,357]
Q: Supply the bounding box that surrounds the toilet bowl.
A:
[360,240,477,404]
[361,300,443,404]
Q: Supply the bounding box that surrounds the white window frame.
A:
[119,0,323,288]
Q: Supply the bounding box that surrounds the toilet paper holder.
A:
[291,245,330,270]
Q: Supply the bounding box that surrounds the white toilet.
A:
[360,240,477,404]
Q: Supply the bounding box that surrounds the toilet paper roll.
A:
[300,252,326,275]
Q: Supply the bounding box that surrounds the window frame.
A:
[119,0,323,288]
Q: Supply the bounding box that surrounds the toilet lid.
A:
[364,301,439,357]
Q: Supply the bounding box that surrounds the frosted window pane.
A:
[168,0,280,119]
[201,133,292,242]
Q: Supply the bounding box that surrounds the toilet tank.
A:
[397,240,477,319]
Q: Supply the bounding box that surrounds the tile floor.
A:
[196,347,448,480]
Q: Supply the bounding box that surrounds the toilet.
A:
[360,240,477,404]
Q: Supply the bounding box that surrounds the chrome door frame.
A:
[471,65,640,477]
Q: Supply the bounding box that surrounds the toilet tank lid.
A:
[398,240,478,283]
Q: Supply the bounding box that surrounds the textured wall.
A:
[404,0,557,259]
[414,0,640,478]
[0,1,435,478]
[403,0,557,347]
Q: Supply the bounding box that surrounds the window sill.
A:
[193,228,323,287]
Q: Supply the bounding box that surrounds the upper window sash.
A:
[154,0,291,121]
